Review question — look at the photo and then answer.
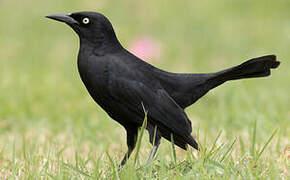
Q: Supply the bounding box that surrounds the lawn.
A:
[0,0,289,179]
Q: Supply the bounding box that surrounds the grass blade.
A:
[62,162,92,178]
[251,119,257,158]
[152,125,157,147]
[220,138,236,163]
[170,134,177,165]
[209,130,222,155]
[255,129,277,163]
[239,136,245,155]
[106,152,119,180]
[45,172,56,180]
[134,105,148,166]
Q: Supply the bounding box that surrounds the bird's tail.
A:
[207,55,280,89]
[169,133,198,150]
[215,55,280,81]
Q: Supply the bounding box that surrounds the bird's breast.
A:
[77,55,112,104]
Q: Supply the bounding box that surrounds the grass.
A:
[0,0,289,179]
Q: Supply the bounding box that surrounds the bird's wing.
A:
[108,76,192,137]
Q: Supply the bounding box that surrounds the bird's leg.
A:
[147,143,160,164]
[120,127,138,166]
[120,149,133,166]
[147,125,161,164]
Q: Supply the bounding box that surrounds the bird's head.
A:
[46,11,121,50]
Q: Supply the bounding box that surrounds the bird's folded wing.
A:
[109,77,192,136]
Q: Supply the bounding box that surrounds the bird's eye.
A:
[82,17,90,24]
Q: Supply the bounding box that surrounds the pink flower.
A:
[128,35,162,62]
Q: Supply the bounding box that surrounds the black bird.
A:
[46,12,280,165]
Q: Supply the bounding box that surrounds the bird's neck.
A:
[79,35,122,56]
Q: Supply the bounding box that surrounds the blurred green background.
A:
[0,0,289,178]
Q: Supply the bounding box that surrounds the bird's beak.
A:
[45,13,79,25]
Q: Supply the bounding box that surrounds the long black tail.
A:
[160,55,280,109]
[214,55,280,82]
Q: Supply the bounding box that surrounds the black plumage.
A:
[46,11,280,165]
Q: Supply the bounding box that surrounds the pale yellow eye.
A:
[82,17,90,24]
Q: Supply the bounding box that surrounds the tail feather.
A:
[184,135,199,150]
[216,55,280,81]
[159,127,199,150]
[169,134,198,150]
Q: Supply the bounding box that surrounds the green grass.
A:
[0,0,289,179]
